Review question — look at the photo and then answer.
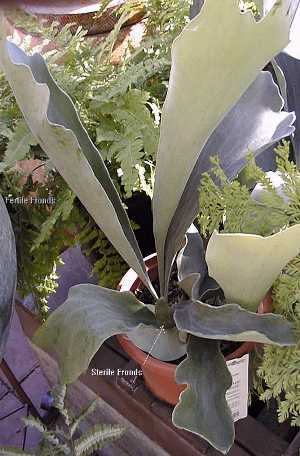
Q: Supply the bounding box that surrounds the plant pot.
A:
[117,253,273,406]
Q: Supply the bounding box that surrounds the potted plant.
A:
[1,1,300,453]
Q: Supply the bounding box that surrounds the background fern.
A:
[77,218,128,290]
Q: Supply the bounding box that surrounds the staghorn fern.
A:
[0,384,125,456]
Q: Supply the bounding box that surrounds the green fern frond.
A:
[52,384,67,411]
[23,416,46,434]
[198,148,292,237]
[257,254,300,425]
[78,220,127,289]
[74,424,125,456]
[70,401,98,437]
[0,121,38,172]
[32,188,75,250]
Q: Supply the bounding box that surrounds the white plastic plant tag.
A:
[226,354,249,422]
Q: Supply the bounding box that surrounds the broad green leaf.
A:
[0,35,156,297]
[176,224,208,299]
[178,273,202,300]
[153,0,296,295]
[176,225,206,285]
[33,284,157,383]
[0,195,17,360]
[0,121,38,172]
[127,325,187,361]
[172,336,234,454]
[174,299,297,345]
[163,71,295,293]
[206,224,300,311]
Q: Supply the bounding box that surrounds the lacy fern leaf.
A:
[0,384,124,456]
[257,255,300,426]
[32,188,75,250]
[78,220,127,289]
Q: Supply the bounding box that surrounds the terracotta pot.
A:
[117,254,273,406]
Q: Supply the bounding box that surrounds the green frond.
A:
[257,254,300,425]
[198,148,291,237]
[51,384,67,412]
[74,425,126,456]
[32,189,75,250]
[70,401,98,437]
[78,220,127,289]
[23,416,46,434]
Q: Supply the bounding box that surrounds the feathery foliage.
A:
[77,219,128,290]
[0,384,125,456]
[256,255,300,426]
[198,142,297,237]
[198,141,300,426]
[0,170,80,320]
